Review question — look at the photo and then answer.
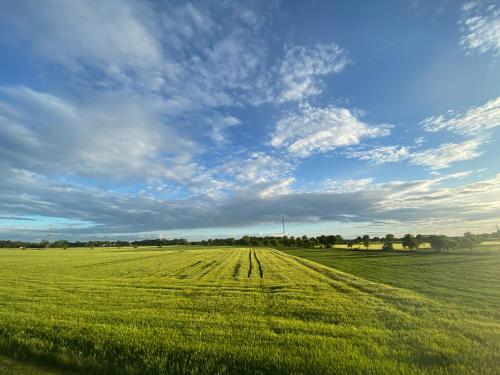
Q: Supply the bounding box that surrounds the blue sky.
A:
[0,0,499,241]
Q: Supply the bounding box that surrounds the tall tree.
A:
[382,234,395,251]
[402,234,419,251]
[362,235,370,249]
[428,235,448,252]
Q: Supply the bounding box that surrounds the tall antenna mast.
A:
[282,216,285,238]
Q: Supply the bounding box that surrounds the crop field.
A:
[283,243,500,319]
[0,246,499,374]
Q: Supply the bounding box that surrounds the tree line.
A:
[0,230,493,251]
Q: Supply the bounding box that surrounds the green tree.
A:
[463,232,479,250]
[402,234,419,251]
[382,234,395,251]
[53,240,69,249]
[415,234,425,247]
[428,235,448,252]
[362,235,370,249]
[335,235,344,245]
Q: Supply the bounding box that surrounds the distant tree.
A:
[462,232,479,250]
[382,242,393,251]
[402,234,419,251]
[352,236,362,248]
[362,235,370,249]
[335,235,344,245]
[415,234,425,247]
[382,234,395,251]
[428,235,448,252]
[318,235,327,247]
[347,241,353,249]
[53,240,69,249]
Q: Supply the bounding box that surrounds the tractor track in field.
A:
[253,250,264,278]
[248,249,253,278]
[198,260,219,279]
[232,260,242,279]
[173,260,203,275]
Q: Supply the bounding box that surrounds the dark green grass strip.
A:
[232,260,242,279]
[247,249,253,278]
[253,250,263,278]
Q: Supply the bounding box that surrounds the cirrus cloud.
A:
[460,0,500,55]
[409,139,483,169]
[420,97,500,135]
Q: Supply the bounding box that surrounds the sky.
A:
[0,0,499,241]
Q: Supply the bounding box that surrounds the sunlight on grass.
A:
[0,246,498,374]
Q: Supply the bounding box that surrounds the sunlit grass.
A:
[0,246,498,374]
[282,244,500,319]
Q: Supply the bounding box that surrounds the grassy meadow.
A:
[283,242,500,319]
[0,245,499,374]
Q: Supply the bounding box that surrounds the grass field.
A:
[282,243,500,319]
[0,246,499,374]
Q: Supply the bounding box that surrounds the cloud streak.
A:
[460,0,500,55]
[420,97,500,135]
[409,140,483,169]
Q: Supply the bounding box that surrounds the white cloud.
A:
[0,0,162,76]
[460,0,500,55]
[278,43,350,102]
[409,139,482,169]
[0,1,273,125]
[220,152,293,185]
[322,178,375,193]
[0,2,279,186]
[271,104,391,157]
[0,86,199,183]
[345,139,484,170]
[258,177,295,198]
[345,145,411,164]
[207,115,241,144]
[420,97,500,135]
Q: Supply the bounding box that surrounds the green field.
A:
[0,246,499,374]
[282,243,500,319]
